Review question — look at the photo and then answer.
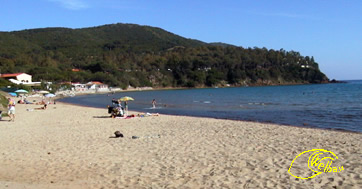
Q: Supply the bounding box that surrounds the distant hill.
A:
[0,23,328,88]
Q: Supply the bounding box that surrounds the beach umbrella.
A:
[119,96,133,115]
[8,92,17,97]
[38,90,50,94]
[45,93,56,98]
[14,89,28,93]
[119,96,134,101]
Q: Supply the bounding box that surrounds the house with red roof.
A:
[86,81,109,92]
[0,73,32,84]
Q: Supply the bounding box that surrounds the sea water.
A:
[59,80,362,132]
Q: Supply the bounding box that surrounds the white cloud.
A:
[249,11,319,20]
[48,0,89,10]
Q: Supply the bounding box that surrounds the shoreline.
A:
[55,81,338,98]
[0,100,361,188]
[59,99,362,134]
[52,80,361,134]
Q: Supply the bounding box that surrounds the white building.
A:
[86,81,109,92]
[72,83,87,91]
[0,73,32,83]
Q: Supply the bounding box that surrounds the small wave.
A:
[247,102,267,106]
[144,107,162,110]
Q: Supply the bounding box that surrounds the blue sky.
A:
[1,0,361,80]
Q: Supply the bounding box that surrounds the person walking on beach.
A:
[152,99,156,108]
[7,98,16,122]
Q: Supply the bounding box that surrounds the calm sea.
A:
[59,80,362,133]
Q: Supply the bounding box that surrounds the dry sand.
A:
[0,97,361,189]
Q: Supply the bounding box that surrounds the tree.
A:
[0,23,329,88]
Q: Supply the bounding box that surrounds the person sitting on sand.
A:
[112,98,119,106]
[109,105,124,118]
[116,106,123,116]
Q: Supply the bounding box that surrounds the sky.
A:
[0,0,361,80]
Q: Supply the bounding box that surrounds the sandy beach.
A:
[0,97,361,189]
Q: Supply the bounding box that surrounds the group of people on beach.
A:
[112,98,128,110]
[4,97,53,122]
[108,98,158,118]
[109,98,128,118]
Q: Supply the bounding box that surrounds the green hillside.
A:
[0,23,328,88]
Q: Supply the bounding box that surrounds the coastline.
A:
[57,88,362,134]
[60,100,361,134]
[55,81,334,98]
[0,98,361,188]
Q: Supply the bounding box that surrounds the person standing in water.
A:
[152,99,156,108]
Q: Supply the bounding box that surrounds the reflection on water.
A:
[59,80,362,132]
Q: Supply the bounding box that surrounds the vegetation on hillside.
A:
[0,23,328,88]
[0,91,9,114]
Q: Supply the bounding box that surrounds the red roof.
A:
[0,73,25,78]
[90,81,103,85]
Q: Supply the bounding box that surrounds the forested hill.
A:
[0,23,328,88]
